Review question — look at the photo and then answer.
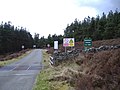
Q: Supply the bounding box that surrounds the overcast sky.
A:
[0,0,120,38]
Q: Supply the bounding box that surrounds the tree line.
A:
[38,10,120,48]
[0,10,120,54]
[0,21,33,54]
[34,34,63,48]
[0,21,63,54]
[0,21,63,55]
[30,10,120,48]
[64,10,120,41]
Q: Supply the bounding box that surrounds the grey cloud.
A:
[77,0,120,14]
[110,0,120,9]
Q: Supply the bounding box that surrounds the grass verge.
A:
[33,50,79,90]
[0,50,32,67]
[33,50,51,90]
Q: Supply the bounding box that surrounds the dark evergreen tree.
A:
[64,10,120,41]
[0,21,34,54]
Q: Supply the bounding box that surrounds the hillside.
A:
[45,38,120,90]
[74,49,120,90]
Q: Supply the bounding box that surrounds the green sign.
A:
[84,38,92,47]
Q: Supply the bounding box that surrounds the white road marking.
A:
[26,66,31,71]
[10,66,18,71]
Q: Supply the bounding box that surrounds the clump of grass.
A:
[33,50,51,90]
[33,70,50,90]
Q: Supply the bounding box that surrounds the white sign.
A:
[33,45,36,48]
[22,45,24,49]
[54,41,58,49]
[63,38,74,47]
[47,44,50,48]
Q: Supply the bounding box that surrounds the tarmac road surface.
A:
[0,49,43,90]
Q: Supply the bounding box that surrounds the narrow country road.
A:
[0,49,43,90]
